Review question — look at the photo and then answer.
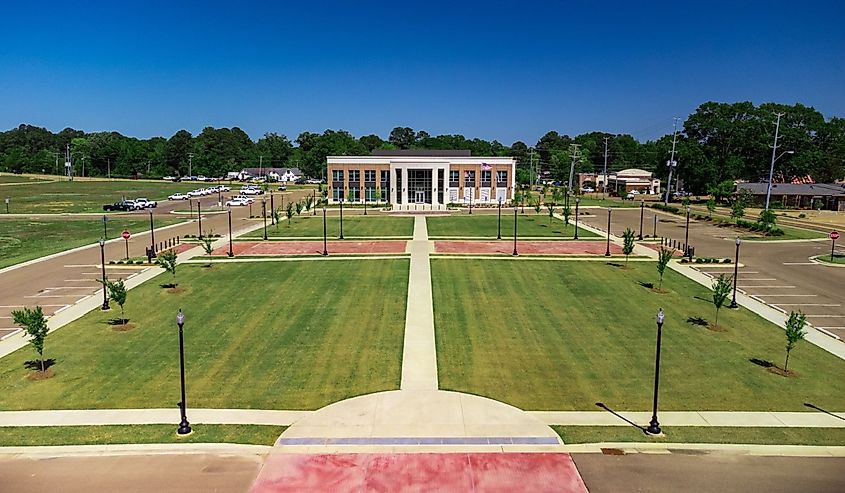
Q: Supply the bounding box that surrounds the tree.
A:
[512,187,522,207]
[545,201,555,224]
[304,194,313,211]
[706,197,716,218]
[783,311,807,374]
[272,207,282,226]
[730,190,749,222]
[532,195,541,214]
[105,279,128,324]
[711,274,732,327]
[622,228,636,266]
[388,127,416,149]
[708,180,735,204]
[656,247,673,290]
[11,306,49,372]
[157,249,178,287]
[758,208,777,229]
[285,201,294,226]
[295,200,303,216]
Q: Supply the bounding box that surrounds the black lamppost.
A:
[149,210,156,258]
[497,198,502,240]
[103,215,108,239]
[638,200,645,240]
[605,207,612,257]
[322,206,328,256]
[99,238,109,311]
[313,190,317,216]
[574,197,580,240]
[227,207,234,258]
[652,214,658,238]
[646,308,665,436]
[270,192,275,225]
[469,190,473,214]
[683,206,691,259]
[197,202,203,239]
[729,238,741,309]
[364,190,368,216]
[512,207,518,256]
[262,198,268,240]
[175,309,191,436]
[339,194,345,240]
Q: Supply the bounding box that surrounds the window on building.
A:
[365,187,376,201]
[332,169,344,182]
[349,170,360,183]
[464,170,476,187]
[364,170,376,183]
[332,187,343,201]
[349,186,360,201]
[449,170,459,185]
[380,170,390,189]
[481,170,492,186]
[496,170,508,184]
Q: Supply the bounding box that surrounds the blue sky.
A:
[1,0,843,144]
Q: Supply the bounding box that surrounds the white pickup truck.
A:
[134,198,158,208]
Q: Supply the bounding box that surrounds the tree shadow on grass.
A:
[106,318,130,326]
[687,316,709,327]
[639,281,654,289]
[607,262,625,268]
[750,358,774,368]
[160,282,178,289]
[595,402,647,434]
[24,358,56,371]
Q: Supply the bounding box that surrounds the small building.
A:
[326,150,516,209]
[578,169,660,195]
[239,167,303,182]
[736,182,845,211]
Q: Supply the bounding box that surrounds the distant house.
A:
[736,182,845,211]
[238,167,303,182]
[578,169,660,195]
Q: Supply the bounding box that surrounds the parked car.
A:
[232,195,254,204]
[581,187,595,193]
[277,185,287,191]
[217,185,230,192]
[225,198,250,206]
[135,198,157,208]
[187,189,205,197]
[305,178,323,184]
[241,187,264,195]
[103,201,133,211]
[162,175,177,181]
[168,193,189,200]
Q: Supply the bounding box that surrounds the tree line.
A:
[1,101,842,194]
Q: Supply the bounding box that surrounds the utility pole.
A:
[65,143,72,181]
[528,148,536,187]
[602,137,609,198]
[259,155,264,178]
[81,155,85,178]
[765,112,785,211]
[54,151,59,175]
[568,144,580,192]
[107,158,111,179]
[188,153,193,178]
[663,117,680,205]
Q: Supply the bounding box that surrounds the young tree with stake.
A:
[105,279,128,324]
[157,249,178,287]
[783,311,807,374]
[711,273,732,328]
[286,202,294,226]
[622,228,636,267]
[11,306,50,372]
[656,247,673,290]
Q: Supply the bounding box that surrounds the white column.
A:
[390,166,398,206]
[401,168,409,207]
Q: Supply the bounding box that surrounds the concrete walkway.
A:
[399,216,438,390]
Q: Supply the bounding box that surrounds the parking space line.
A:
[0,304,67,308]
[755,294,817,297]
[43,286,98,290]
[739,285,796,289]
[782,262,818,266]
[776,303,841,307]
[63,264,99,268]
[63,279,99,282]
[817,326,845,330]
[24,294,82,298]
[805,315,845,318]
[740,278,777,281]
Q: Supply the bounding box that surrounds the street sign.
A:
[121,230,131,240]
[831,231,840,241]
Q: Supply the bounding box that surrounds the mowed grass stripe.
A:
[426,214,598,238]
[0,259,409,410]
[240,215,414,238]
[431,259,845,412]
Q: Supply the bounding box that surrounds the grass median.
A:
[0,424,285,447]
[0,216,185,269]
[426,214,599,238]
[0,259,408,410]
[553,426,845,446]
[240,215,414,238]
[431,259,845,412]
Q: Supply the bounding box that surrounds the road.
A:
[0,189,314,340]
[578,207,845,342]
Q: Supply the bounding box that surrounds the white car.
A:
[241,187,264,195]
[305,178,323,184]
[581,187,595,193]
[168,193,189,200]
[225,198,250,206]
[162,176,177,181]
[217,185,230,192]
[232,195,255,204]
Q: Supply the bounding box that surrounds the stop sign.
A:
[831,231,840,241]
[122,230,131,240]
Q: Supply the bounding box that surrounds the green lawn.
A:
[0,216,185,269]
[0,424,285,446]
[814,254,845,265]
[0,260,408,410]
[0,178,203,213]
[240,215,414,238]
[426,214,599,238]
[553,426,845,446]
[432,259,845,411]
[739,225,827,241]
[0,174,51,184]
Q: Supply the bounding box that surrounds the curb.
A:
[0,443,272,458]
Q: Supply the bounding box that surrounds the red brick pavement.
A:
[211,241,407,256]
[435,240,622,255]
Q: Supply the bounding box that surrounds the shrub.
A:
[723,258,732,263]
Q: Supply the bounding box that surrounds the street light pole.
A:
[322,206,328,256]
[647,309,665,436]
[729,238,741,308]
[227,208,234,257]
[197,202,202,239]
[175,309,191,436]
[605,207,612,257]
[765,113,784,211]
[103,215,108,239]
[653,214,658,238]
[638,200,645,240]
[149,210,156,258]
[270,192,275,225]
[262,198,268,241]
[574,197,580,240]
[512,206,518,256]
[99,239,109,311]
[684,206,691,259]
[339,195,344,240]
[497,199,502,240]
[663,118,680,206]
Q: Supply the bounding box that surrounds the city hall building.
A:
[326,150,516,209]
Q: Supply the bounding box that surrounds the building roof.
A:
[737,182,845,196]
[372,149,472,157]
[241,167,302,176]
[617,168,652,177]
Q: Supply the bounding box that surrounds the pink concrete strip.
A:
[434,240,622,255]
[211,241,408,256]
[250,453,587,492]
